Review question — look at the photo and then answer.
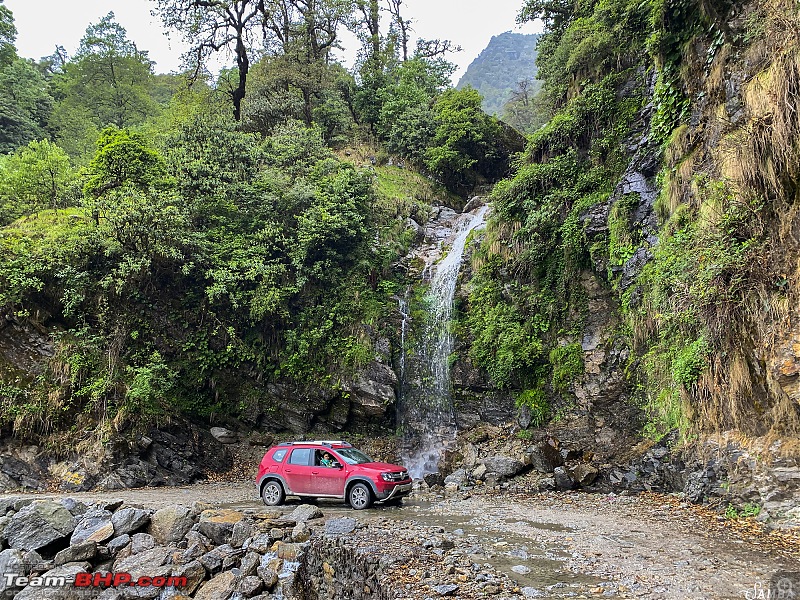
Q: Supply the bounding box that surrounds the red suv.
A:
[256,441,412,510]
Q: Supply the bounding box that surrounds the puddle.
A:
[375,499,604,595]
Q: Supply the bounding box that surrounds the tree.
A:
[0,58,53,153]
[84,127,168,200]
[0,140,77,222]
[52,13,157,132]
[0,0,16,67]
[154,0,263,121]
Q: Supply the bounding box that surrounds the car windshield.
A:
[335,448,373,465]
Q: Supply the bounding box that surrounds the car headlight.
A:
[381,472,392,482]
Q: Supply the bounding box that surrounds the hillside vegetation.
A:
[0,1,521,444]
[466,0,800,445]
[456,31,541,121]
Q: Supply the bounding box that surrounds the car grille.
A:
[385,471,409,482]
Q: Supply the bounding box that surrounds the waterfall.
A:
[399,205,489,479]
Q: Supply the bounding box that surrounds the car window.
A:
[272,449,287,462]
[288,448,312,465]
[335,448,373,465]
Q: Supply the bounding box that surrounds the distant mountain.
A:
[457,32,541,116]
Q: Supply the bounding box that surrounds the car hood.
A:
[354,462,408,472]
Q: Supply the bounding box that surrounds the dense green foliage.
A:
[0,1,517,439]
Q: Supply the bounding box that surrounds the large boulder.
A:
[112,507,150,536]
[524,443,564,474]
[54,540,97,566]
[285,504,323,523]
[5,500,76,551]
[70,508,114,544]
[349,361,397,418]
[571,464,599,487]
[195,571,237,600]
[113,546,172,599]
[148,505,195,545]
[480,456,525,479]
[198,509,244,546]
[210,427,239,444]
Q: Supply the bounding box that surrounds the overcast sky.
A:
[5,0,542,82]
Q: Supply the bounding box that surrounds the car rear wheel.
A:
[261,480,285,506]
[348,482,373,510]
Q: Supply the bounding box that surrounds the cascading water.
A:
[399,205,489,479]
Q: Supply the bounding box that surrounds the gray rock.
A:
[238,575,264,597]
[444,469,467,485]
[198,544,239,573]
[525,443,564,474]
[54,540,97,566]
[553,467,577,491]
[463,196,485,213]
[130,533,155,554]
[240,551,261,577]
[107,534,131,555]
[59,498,88,517]
[14,563,93,600]
[522,587,546,598]
[291,521,310,543]
[171,559,206,595]
[148,505,195,545]
[5,500,77,551]
[230,519,254,548]
[195,570,237,600]
[325,518,357,536]
[0,548,25,594]
[433,583,459,596]
[113,546,171,599]
[245,533,274,554]
[248,432,274,447]
[111,508,150,536]
[257,566,279,590]
[71,509,114,545]
[210,427,239,444]
[350,361,397,417]
[512,564,532,574]
[285,504,323,523]
[481,456,525,478]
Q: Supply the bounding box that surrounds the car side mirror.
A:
[334,462,343,469]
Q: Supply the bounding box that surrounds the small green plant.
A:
[725,502,762,519]
[516,387,551,428]
[516,429,534,441]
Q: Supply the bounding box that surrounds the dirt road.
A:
[0,483,796,599]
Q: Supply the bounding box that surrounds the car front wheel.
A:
[348,482,373,510]
[261,480,285,506]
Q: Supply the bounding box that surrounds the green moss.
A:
[549,343,585,392]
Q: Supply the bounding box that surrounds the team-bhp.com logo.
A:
[3,572,187,590]
[743,572,799,599]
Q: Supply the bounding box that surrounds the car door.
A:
[312,450,348,497]
[282,448,314,494]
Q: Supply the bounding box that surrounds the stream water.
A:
[398,206,489,479]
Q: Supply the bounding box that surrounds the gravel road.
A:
[1,483,796,599]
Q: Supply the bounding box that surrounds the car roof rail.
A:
[276,441,293,446]
[308,440,351,447]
